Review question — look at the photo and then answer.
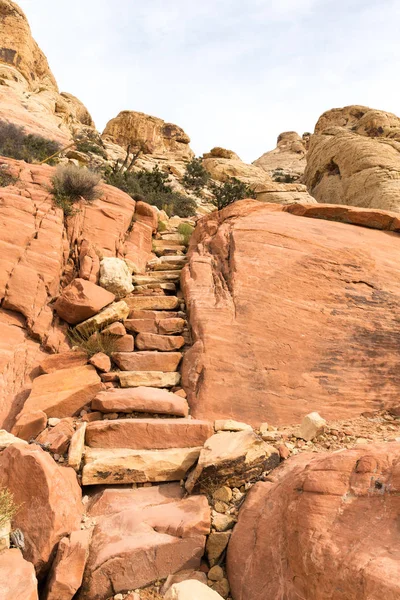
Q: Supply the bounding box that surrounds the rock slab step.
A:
[92,387,189,417]
[112,351,182,372]
[119,371,181,388]
[126,296,180,311]
[82,447,202,485]
[85,418,214,450]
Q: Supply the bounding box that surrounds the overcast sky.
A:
[18,0,400,162]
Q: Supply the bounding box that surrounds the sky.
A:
[17,0,400,163]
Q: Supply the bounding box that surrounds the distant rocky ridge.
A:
[253,131,308,182]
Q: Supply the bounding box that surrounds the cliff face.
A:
[0,0,94,143]
[182,199,400,426]
[253,131,307,182]
[305,105,400,212]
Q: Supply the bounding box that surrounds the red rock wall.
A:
[182,200,400,426]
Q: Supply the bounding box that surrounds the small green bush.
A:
[104,164,197,218]
[74,139,107,159]
[0,488,19,529]
[0,166,17,187]
[0,120,61,164]
[210,177,257,211]
[51,164,102,216]
[182,157,210,192]
[177,222,194,245]
[158,220,167,232]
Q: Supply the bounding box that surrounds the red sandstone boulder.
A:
[53,279,115,325]
[89,352,111,373]
[38,351,88,374]
[112,351,182,372]
[182,200,400,426]
[134,200,158,233]
[20,365,102,418]
[44,529,92,600]
[36,418,75,454]
[136,332,185,351]
[11,409,47,441]
[81,489,210,598]
[0,444,83,578]
[227,443,400,600]
[0,549,38,600]
[91,386,188,416]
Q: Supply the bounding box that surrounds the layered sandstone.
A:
[253,131,307,181]
[305,105,400,212]
[103,111,194,160]
[182,200,400,426]
[0,0,94,143]
[228,443,400,600]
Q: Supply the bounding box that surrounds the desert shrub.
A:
[177,222,194,245]
[210,177,257,211]
[104,164,197,218]
[0,166,17,187]
[0,488,19,529]
[0,120,61,164]
[51,164,102,216]
[272,169,297,183]
[182,157,210,192]
[158,220,167,232]
[68,325,119,358]
[74,138,107,159]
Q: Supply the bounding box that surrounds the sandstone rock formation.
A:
[182,200,400,426]
[103,110,194,160]
[305,105,400,212]
[202,146,315,205]
[227,443,400,600]
[0,1,94,143]
[0,549,38,600]
[253,131,307,181]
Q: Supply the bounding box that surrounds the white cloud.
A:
[16,0,400,162]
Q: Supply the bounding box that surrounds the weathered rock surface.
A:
[92,386,188,416]
[36,418,75,454]
[253,131,307,181]
[112,350,182,372]
[38,351,88,374]
[126,295,180,311]
[135,332,185,352]
[0,548,38,600]
[11,409,47,440]
[75,301,129,334]
[53,279,115,325]
[305,105,400,212]
[20,365,102,418]
[68,422,86,471]
[166,580,224,600]
[182,200,400,426]
[82,446,201,485]
[227,443,400,600]
[85,418,213,449]
[81,490,209,598]
[186,430,279,492]
[44,529,91,600]
[0,428,26,448]
[99,257,133,299]
[103,110,194,160]
[0,444,82,578]
[119,371,180,388]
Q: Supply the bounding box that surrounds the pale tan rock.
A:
[212,486,233,503]
[212,514,235,532]
[75,301,129,334]
[119,371,181,388]
[186,430,279,492]
[298,412,327,441]
[103,110,194,160]
[305,105,400,212]
[68,423,87,471]
[165,580,225,600]
[0,429,27,449]
[254,132,307,181]
[161,570,208,596]
[82,446,202,485]
[99,257,134,299]
[214,420,252,432]
[208,566,224,582]
[206,532,231,566]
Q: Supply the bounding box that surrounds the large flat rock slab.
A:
[136,332,185,351]
[119,371,181,388]
[20,365,102,418]
[92,387,188,417]
[82,447,202,485]
[182,200,400,426]
[85,418,214,449]
[112,351,182,372]
[125,296,180,311]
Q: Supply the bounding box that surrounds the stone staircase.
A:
[78,228,212,488]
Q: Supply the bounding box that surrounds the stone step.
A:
[119,371,181,388]
[85,418,214,449]
[91,387,189,417]
[136,332,185,352]
[125,296,180,311]
[112,351,182,372]
[81,446,201,485]
[148,256,187,271]
[125,317,185,335]
[128,310,182,320]
[135,283,176,293]
[153,244,186,257]
[133,271,182,284]
[159,233,185,242]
